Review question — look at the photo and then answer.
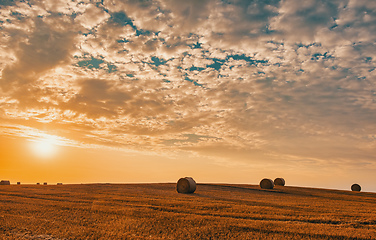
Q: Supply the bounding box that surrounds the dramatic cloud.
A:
[0,0,376,182]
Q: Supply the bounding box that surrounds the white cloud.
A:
[0,0,376,173]
[76,4,110,29]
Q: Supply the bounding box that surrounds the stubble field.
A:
[0,183,375,239]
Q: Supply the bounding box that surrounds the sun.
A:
[31,136,59,158]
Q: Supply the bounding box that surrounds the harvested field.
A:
[0,183,375,239]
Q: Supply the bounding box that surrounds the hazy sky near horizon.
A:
[0,0,375,191]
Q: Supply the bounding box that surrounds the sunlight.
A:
[30,135,59,158]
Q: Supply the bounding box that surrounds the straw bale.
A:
[260,178,274,189]
[274,178,285,186]
[351,184,361,192]
[177,177,196,193]
[0,180,10,185]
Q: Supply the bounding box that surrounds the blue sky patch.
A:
[207,58,226,71]
[111,11,153,37]
[185,76,204,87]
[228,54,268,65]
[77,57,104,69]
[189,66,205,71]
[77,56,117,73]
[0,0,15,6]
[150,56,167,67]
[111,11,136,29]
[191,42,202,49]
[311,52,334,61]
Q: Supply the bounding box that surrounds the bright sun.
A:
[31,136,59,158]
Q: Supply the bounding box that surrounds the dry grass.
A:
[1,183,376,239]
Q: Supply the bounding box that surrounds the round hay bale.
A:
[274,178,285,186]
[351,184,361,192]
[36,183,40,185]
[177,177,196,194]
[0,180,10,185]
[43,182,47,185]
[260,178,274,189]
[17,182,21,185]
[57,183,63,185]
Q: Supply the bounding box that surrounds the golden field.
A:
[0,183,375,239]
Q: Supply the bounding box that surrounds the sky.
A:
[0,0,375,191]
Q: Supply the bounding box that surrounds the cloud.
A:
[269,0,339,43]
[76,3,110,29]
[0,15,77,94]
[0,0,376,173]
